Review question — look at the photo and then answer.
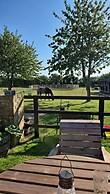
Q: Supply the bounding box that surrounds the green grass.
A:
[0,129,59,173]
[0,87,110,173]
[102,138,110,153]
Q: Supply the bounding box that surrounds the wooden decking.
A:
[0,155,110,193]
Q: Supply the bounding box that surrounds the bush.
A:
[5,125,22,137]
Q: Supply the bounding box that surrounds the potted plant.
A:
[5,125,22,148]
[0,132,10,156]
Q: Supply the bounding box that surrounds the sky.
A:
[0,0,110,77]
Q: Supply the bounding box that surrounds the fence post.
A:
[99,99,104,136]
[34,97,39,138]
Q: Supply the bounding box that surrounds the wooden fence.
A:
[24,95,110,137]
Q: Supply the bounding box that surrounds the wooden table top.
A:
[0,155,110,194]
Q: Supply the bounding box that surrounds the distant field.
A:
[0,86,88,96]
[0,87,110,125]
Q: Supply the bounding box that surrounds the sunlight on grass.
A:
[0,129,59,173]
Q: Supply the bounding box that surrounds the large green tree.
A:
[0,26,42,90]
[47,0,110,97]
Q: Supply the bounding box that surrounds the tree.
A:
[0,26,42,90]
[48,73,62,85]
[62,74,78,84]
[98,72,110,80]
[46,0,110,97]
[38,75,49,85]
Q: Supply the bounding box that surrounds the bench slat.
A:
[59,119,102,159]
[60,134,101,141]
[59,140,101,148]
[60,128,101,134]
[60,147,101,157]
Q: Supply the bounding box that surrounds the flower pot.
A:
[10,134,20,148]
[0,134,10,157]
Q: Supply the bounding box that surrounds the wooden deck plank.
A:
[0,180,56,194]
[0,171,57,185]
[0,155,110,194]
[41,155,110,163]
[0,176,110,194]
[10,161,108,173]
[25,157,110,171]
[0,167,109,181]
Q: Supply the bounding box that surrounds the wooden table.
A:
[0,155,110,194]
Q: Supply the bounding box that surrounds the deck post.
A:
[34,97,39,138]
[99,99,104,136]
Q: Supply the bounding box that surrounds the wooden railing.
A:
[24,95,110,137]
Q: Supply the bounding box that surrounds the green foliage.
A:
[98,72,110,81]
[0,26,42,90]
[5,125,22,137]
[48,73,78,85]
[47,0,110,97]
[101,138,110,153]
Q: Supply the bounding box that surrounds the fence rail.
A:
[24,95,110,137]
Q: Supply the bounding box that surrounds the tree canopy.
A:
[47,0,110,97]
[0,26,42,90]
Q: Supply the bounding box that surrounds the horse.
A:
[37,86,54,100]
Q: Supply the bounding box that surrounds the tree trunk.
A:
[8,79,13,90]
[86,85,91,101]
[83,76,91,101]
[8,73,13,90]
[82,62,91,100]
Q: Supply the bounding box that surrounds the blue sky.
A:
[0,0,70,75]
[0,0,110,76]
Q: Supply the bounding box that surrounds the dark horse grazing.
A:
[37,86,54,100]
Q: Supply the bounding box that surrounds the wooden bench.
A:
[59,119,102,159]
[49,119,105,160]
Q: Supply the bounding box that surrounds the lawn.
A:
[0,87,110,173]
